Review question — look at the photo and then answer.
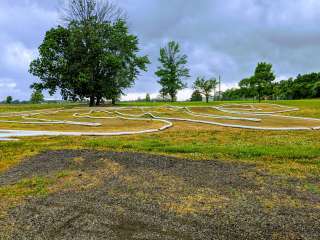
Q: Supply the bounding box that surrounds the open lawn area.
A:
[1,100,320,239]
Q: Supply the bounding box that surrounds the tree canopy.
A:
[222,64,320,101]
[5,96,13,104]
[30,90,44,104]
[155,41,190,102]
[30,0,149,106]
[226,62,276,101]
[252,62,276,102]
[193,77,218,103]
[190,90,203,102]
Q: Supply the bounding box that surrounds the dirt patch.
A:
[1,150,320,239]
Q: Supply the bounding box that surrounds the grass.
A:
[0,103,80,113]
[1,100,320,218]
[1,100,320,238]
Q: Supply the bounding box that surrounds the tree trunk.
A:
[170,93,175,102]
[89,96,95,107]
[206,95,209,103]
[96,96,102,106]
[112,98,116,105]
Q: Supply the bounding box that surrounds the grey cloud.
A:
[1,0,320,100]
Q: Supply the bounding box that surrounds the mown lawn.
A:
[1,100,320,239]
[0,103,80,113]
[1,99,320,177]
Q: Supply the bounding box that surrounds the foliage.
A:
[193,77,218,103]
[223,62,275,101]
[145,93,151,102]
[155,41,190,102]
[5,96,13,104]
[252,62,276,102]
[190,90,203,102]
[224,69,320,101]
[30,0,149,106]
[30,90,44,104]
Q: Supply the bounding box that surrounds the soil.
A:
[1,150,319,240]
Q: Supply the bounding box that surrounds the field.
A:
[1,100,320,239]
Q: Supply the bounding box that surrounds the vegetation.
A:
[5,96,13,104]
[193,77,218,103]
[145,93,151,102]
[190,90,203,102]
[30,90,44,104]
[223,63,320,102]
[1,100,320,238]
[237,62,276,102]
[274,73,320,100]
[155,41,190,102]
[30,0,149,106]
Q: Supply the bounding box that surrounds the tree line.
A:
[3,90,44,104]
[223,62,320,101]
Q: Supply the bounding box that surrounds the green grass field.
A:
[1,99,320,239]
[1,99,320,176]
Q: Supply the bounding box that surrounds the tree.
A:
[251,62,276,102]
[238,77,256,100]
[30,90,44,104]
[62,0,125,24]
[155,41,190,102]
[193,77,218,103]
[145,93,151,102]
[5,96,13,104]
[190,90,203,102]
[30,0,149,106]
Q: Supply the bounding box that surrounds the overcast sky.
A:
[1,0,320,101]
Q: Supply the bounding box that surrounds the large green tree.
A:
[251,62,276,102]
[30,0,149,106]
[155,41,190,102]
[193,77,218,103]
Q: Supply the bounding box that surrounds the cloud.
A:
[2,0,320,100]
[2,42,37,71]
[0,78,17,89]
[0,78,21,100]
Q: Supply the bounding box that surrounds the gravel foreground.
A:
[1,150,320,240]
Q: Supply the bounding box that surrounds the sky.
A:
[1,0,320,101]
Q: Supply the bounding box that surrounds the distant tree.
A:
[251,62,276,102]
[30,90,44,104]
[5,96,13,104]
[193,77,218,103]
[238,77,256,99]
[145,93,151,102]
[222,88,243,100]
[274,78,295,100]
[190,90,203,102]
[155,41,190,102]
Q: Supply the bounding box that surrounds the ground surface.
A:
[1,150,320,240]
[1,100,320,239]
[1,102,320,141]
